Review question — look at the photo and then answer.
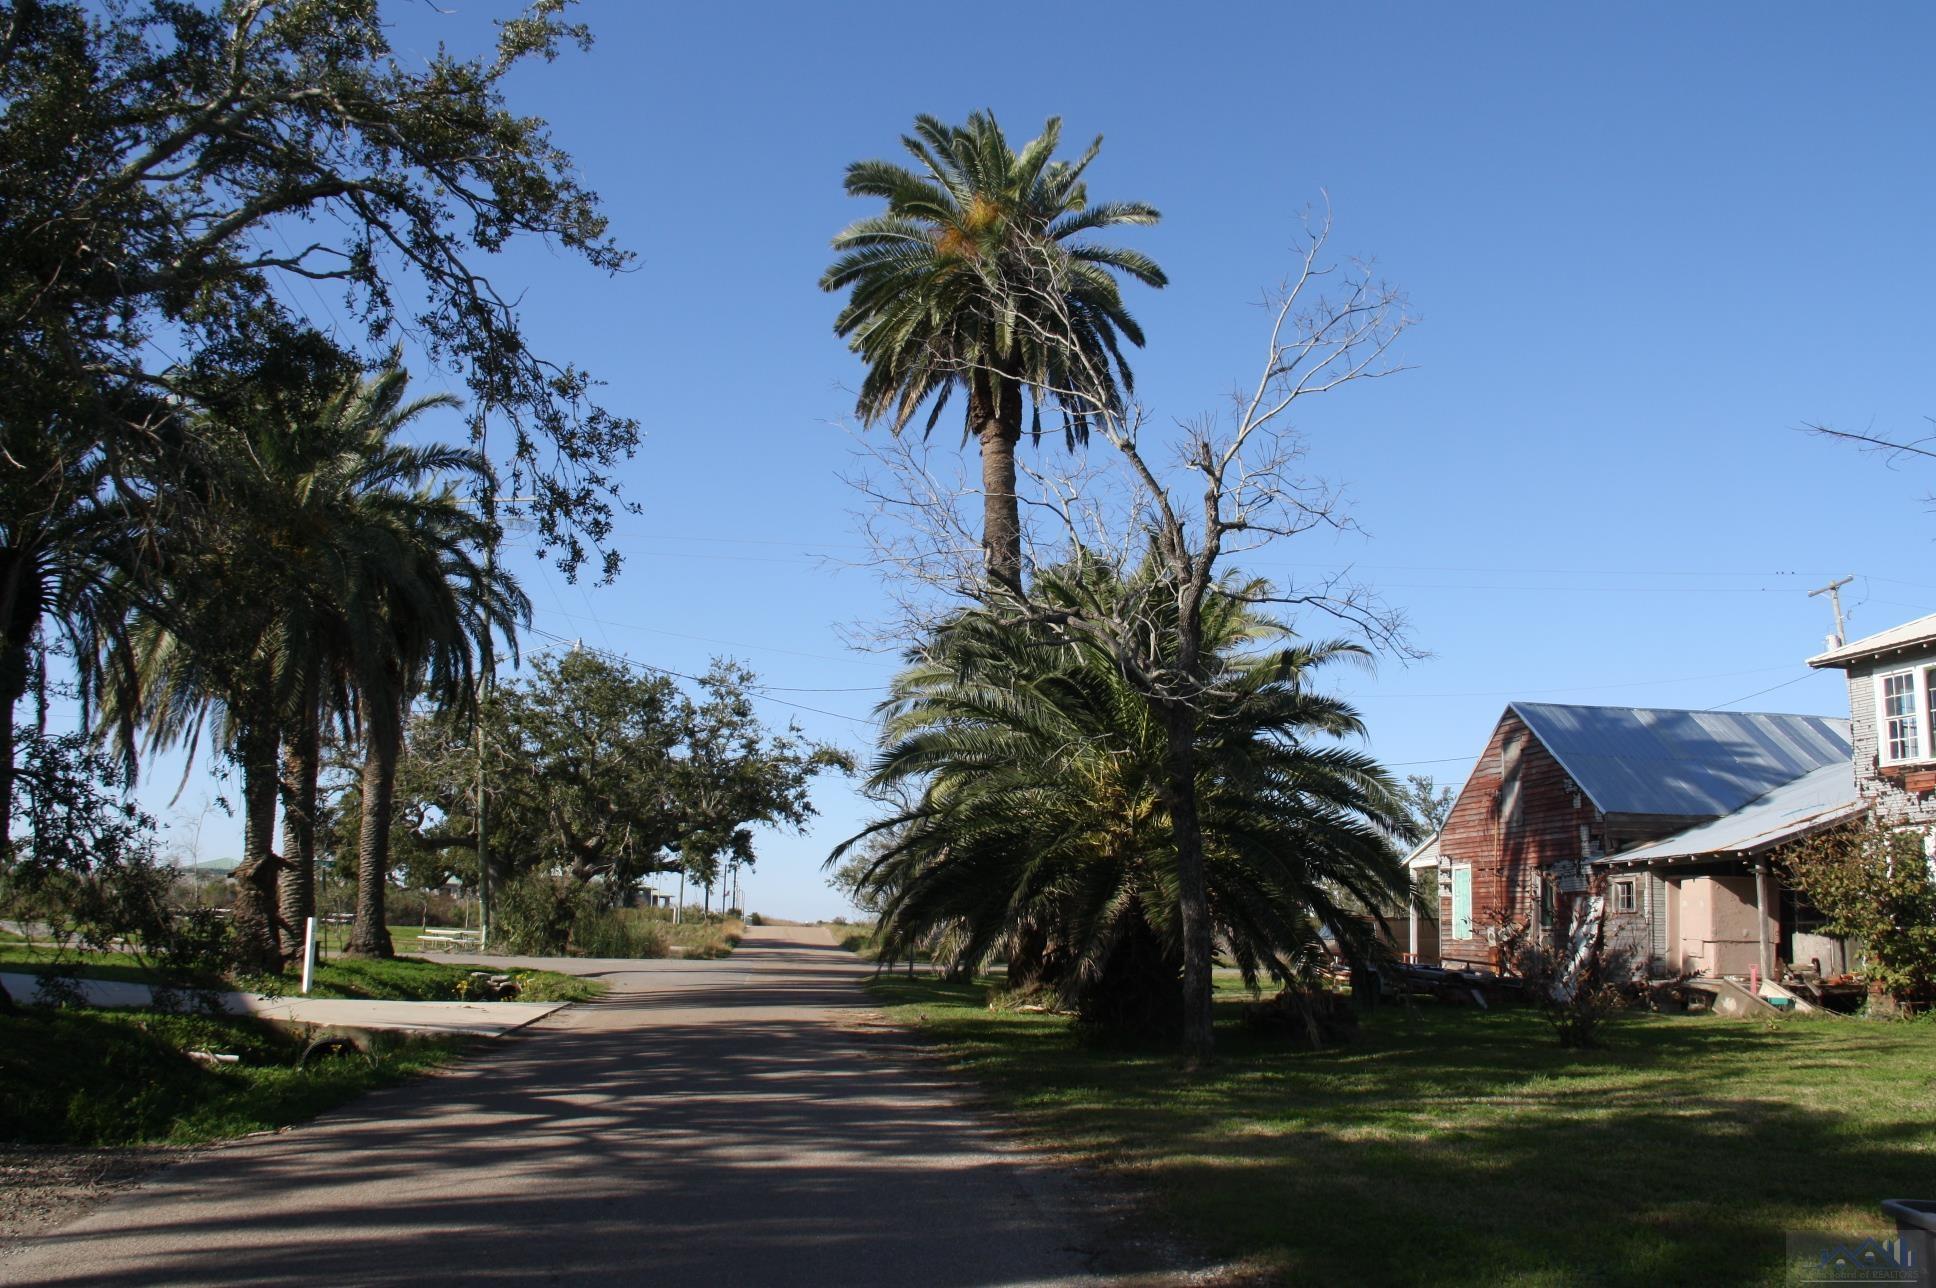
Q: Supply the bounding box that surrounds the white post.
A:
[1408,895,1420,963]
[301,916,318,995]
[1754,861,1773,986]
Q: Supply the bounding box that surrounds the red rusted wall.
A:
[1438,709,1599,969]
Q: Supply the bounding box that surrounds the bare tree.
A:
[848,206,1415,1067]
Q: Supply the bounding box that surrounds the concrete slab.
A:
[0,972,566,1037]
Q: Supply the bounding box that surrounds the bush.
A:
[569,908,669,958]
[1489,907,1634,1048]
[1782,820,1936,1009]
[490,875,590,955]
[491,875,671,957]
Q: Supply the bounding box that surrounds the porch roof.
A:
[1593,761,1861,867]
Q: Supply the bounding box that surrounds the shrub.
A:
[569,908,669,958]
[490,875,588,955]
[1488,907,1634,1048]
[491,875,671,958]
[1781,820,1936,1009]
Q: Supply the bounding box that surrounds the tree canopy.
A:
[376,650,852,899]
[0,0,636,581]
[835,561,1412,1034]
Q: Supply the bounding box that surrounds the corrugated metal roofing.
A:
[1594,762,1860,865]
[1508,702,1851,818]
[1807,611,1936,669]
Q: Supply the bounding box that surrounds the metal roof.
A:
[1594,761,1861,866]
[1508,702,1851,818]
[1807,611,1936,669]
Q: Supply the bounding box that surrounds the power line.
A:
[608,536,1936,593]
[522,626,875,726]
[542,608,890,671]
[1703,672,1816,711]
[1343,662,1798,701]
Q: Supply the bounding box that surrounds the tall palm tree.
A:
[834,563,1412,1041]
[335,422,527,959]
[822,112,1166,586]
[119,365,525,968]
[244,367,498,940]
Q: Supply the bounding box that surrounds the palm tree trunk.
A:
[1161,704,1215,1069]
[971,370,1025,589]
[277,673,320,941]
[229,718,285,974]
[0,613,25,1012]
[0,548,36,866]
[1004,920,1056,992]
[347,694,397,958]
[0,696,14,865]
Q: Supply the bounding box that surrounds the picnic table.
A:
[417,928,483,952]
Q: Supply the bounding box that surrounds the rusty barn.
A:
[1429,702,1850,973]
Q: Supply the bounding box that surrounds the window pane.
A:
[1885,672,1919,761]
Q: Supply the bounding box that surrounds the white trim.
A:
[1876,666,1931,765]
[1450,863,1473,940]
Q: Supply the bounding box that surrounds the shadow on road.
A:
[3,930,1158,1287]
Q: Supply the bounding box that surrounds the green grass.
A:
[0,1006,461,1146]
[0,941,603,1004]
[869,978,1936,1287]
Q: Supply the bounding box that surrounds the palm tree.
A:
[122,607,290,970]
[334,412,527,959]
[833,562,1412,1042]
[821,112,1166,586]
[119,365,525,968]
[0,442,143,858]
[244,367,503,941]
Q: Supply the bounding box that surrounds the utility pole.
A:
[1809,576,1855,649]
[466,487,536,950]
[476,481,497,950]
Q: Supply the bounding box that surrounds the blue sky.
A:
[126,2,1936,919]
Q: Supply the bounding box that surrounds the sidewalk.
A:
[0,972,566,1037]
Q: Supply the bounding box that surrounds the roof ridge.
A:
[1508,700,1844,723]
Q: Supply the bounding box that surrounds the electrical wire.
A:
[523,626,875,726]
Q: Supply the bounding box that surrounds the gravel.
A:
[0,1146,183,1256]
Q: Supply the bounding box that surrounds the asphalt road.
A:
[0,926,1168,1287]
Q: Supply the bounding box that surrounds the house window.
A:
[1451,864,1473,940]
[1538,875,1556,927]
[1880,669,1924,764]
[1613,878,1637,913]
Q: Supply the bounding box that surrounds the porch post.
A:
[1754,859,1773,983]
[1408,891,1419,962]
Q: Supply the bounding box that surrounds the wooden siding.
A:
[1437,710,1604,969]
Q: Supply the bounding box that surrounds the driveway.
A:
[0,926,1170,1286]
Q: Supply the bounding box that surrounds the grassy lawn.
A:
[0,1006,461,1147]
[0,941,603,1004]
[870,978,1936,1286]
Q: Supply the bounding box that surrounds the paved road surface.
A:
[1,927,1167,1286]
